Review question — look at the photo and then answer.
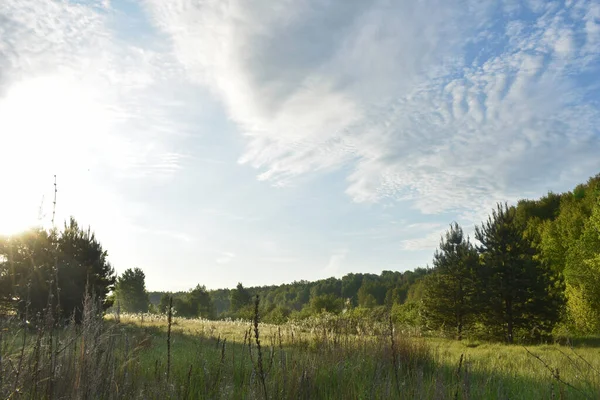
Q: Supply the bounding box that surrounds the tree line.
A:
[1,174,599,343]
[144,174,600,342]
[423,175,600,341]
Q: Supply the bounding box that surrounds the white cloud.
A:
[401,231,443,252]
[145,0,600,219]
[3,0,600,288]
[407,223,446,231]
[323,249,348,277]
[216,252,236,265]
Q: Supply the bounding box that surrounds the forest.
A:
[135,173,600,343]
[2,174,599,343]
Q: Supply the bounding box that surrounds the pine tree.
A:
[0,218,116,322]
[475,203,563,343]
[115,268,149,313]
[188,284,215,319]
[229,282,251,312]
[422,223,479,340]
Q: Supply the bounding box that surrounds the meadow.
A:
[2,298,600,400]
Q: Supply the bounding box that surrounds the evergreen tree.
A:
[475,203,563,343]
[0,228,55,318]
[0,218,116,322]
[158,293,172,314]
[422,223,479,340]
[229,282,251,312]
[188,284,215,319]
[115,268,149,313]
[57,218,116,320]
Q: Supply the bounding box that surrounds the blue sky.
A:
[1,0,599,291]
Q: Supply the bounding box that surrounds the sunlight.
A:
[0,74,111,236]
[0,207,39,236]
[0,74,107,168]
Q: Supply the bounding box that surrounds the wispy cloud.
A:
[3,0,599,289]
[401,231,443,252]
[145,0,600,219]
[216,252,236,265]
[322,249,348,277]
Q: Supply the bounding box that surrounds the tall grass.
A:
[2,305,600,399]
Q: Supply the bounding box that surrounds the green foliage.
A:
[422,223,479,339]
[262,305,291,324]
[229,282,251,313]
[392,301,423,328]
[357,278,386,307]
[7,308,600,400]
[530,175,600,334]
[158,293,172,314]
[475,203,563,343]
[209,288,231,315]
[114,173,600,342]
[341,273,363,305]
[115,268,149,313]
[0,228,56,316]
[405,277,427,304]
[169,285,215,319]
[57,218,116,319]
[310,277,342,298]
[310,294,344,314]
[563,197,600,332]
[0,218,116,322]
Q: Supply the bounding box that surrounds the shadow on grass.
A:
[2,317,599,399]
[116,322,600,399]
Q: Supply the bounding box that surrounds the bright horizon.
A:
[1,0,599,291]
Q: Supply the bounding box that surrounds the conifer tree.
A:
[230,282,251,312]
[476,203,562,343]
[115,268,149,313]
[422,223,479,340]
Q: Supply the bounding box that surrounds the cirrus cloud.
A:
[144,0,600,221]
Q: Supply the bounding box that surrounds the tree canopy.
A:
[0,217,116,322]
[115,268,149,313]
[423,222,479,340]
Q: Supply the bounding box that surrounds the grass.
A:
[2,307,600,399]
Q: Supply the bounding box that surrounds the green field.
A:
[3,311,600,399]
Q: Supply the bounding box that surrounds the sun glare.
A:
[0,212,38,237]
[0,74,110,237]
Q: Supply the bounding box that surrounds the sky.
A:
[1,0,599,291]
